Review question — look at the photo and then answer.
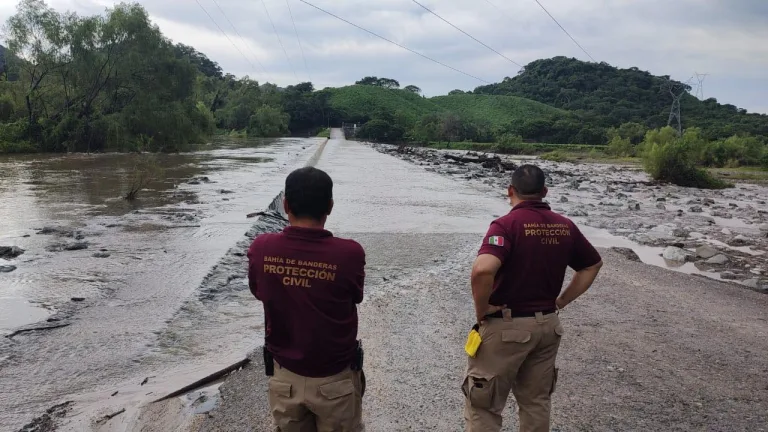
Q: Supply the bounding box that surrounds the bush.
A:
[248,105,290,137]
[607,136,633,157]
[0,140,37,153]
[539,150,568,162]
[697,135,764,167]
[642,139,730,189]
[317,128,330,138]
[357,119,404,142]
[227,129,247,138]
[497,133,523,146]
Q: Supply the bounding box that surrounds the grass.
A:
[430,93,565,129]
[226,129,248,138]
[708,166,768,184]
[317,128,330,138]
[424,141,604,155]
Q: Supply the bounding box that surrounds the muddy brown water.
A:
[0,137,323,431]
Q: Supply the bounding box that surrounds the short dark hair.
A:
[511,164,546,196]
[285,167,333,220]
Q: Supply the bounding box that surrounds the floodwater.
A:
[0,137,323,430]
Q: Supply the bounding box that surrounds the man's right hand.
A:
[476,303,507,324]
[555,297,568,310]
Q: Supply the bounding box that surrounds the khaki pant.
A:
[463,310,563,432]
[269,362,364,432]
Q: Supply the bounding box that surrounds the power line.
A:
[260,0,298,81]
[481,0,517,23]
[285,0,312,82]
[531,0,596,62]
[411,0,522,68]
[193,0,262,77]
[297,0,491,84]
[209,0,267,75]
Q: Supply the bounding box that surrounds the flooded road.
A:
[0,137,324,431]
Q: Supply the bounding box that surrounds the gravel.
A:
[197,242,768,432]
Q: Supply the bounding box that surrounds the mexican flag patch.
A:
[488,236,505,247]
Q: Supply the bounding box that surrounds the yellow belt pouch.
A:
[465,324,482,358]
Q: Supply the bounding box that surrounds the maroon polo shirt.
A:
[477,200,601,313]
[247,226,365,378]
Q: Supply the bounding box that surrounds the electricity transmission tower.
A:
[665,79,687,136]
[693,72,708,99]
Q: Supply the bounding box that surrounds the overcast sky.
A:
[2,0,767,113]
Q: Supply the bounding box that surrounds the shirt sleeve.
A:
[351,243,366,304]
[569,223,602,271]
[247,237,262,300]
[477,221,513,264]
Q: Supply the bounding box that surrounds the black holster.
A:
[351,340,364,371]
[351,340,365,397]
[264,347,274,377]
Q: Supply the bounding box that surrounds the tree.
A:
[5,0,69,139]
[378,78,399,89]
[357,118,404,142]
[448,89,465,95]
[404,85,421,95]
[355,76,379,86]
[3,0,207,152]
[354,76,399,89]
[174,43,222,79]
[248,104,289,137]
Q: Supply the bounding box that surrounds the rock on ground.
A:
[0,246,25,259]
[662,246,692,262]
[696,245,719,259]
[610,247,641,262]
[706,254,729,265]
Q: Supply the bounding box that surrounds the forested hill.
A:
[473,57,768,140]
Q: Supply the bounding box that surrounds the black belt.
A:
[486,309,557,319]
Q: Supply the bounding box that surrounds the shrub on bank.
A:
[539,150,568,162]
[607,136,634,157]
[698,135,765,168]
[641,129,731,189]
[317,128,330,138]
[0,140,37,153]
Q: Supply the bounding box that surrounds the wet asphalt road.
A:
[199,131,768,431]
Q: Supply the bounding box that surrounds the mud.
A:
[374,145,768,292]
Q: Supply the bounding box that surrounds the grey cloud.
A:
[0,0,766,112]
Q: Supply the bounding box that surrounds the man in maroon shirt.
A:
[463,164,603,432]
[248,167,365,432]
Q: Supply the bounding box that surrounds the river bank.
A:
[141,131,765,431]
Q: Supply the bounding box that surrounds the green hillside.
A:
[325,85,445,123]
[430,93,564,129]
[474,56,768,140]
